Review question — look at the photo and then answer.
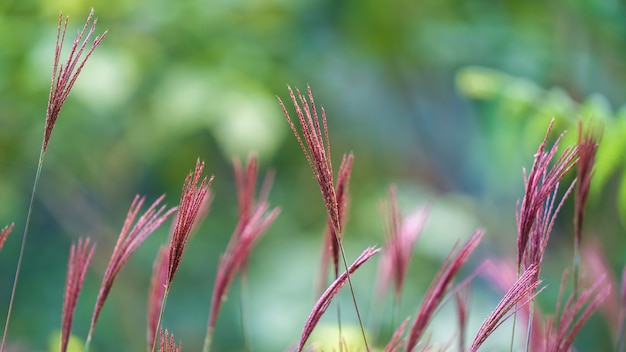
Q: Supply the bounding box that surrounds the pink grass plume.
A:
[384,317,410,352]
[516,119,579,269]
[279,85,369,349]
[168,159,213,287]
[0,223,13,252]
[61,237,95,352]
[470,264,542,352]
[44,8,107,152]
[86,195,176,347]
[543,273,610,352]
[405,229,484,351]
[159,329,182,352]
[376,186,428,301]
[1,10,105,349]
[203,155,279,352]
[317,153,354,292]
[150,159,212,352]
[573,120,601,249]
[296,247,380,352]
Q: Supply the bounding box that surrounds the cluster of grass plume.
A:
[0,9,624,352]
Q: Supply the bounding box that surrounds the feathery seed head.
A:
[168,159,213,286]
[61,237,95,352]
[44,9,107,152]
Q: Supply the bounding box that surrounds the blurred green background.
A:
[1,0,625,351]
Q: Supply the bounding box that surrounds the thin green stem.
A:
[510,266,521,352]
[572,239,580,301]
[335,227,370,352]
[1,147,45,351]
[617,313,626,352]
[202,326,213,352]
[151,286,171,352]
[239,272,252,352]
[84,324,93,351]
[333,235,343,352]
[524,299,535,352]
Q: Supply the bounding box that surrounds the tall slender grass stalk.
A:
[279,86,369,351]
[152,159,212,352]
[1,10,105,350]
[1,149,44,351]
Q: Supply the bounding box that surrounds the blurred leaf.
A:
[592,107,626,199]
[48,330,84,352]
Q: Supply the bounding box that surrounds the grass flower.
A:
[86,195,176,349]
[573,120,601,298]
[159,329,182,352]
[150,159,212,352]
[516,119,579,269]
[167,159,213,286]
[318,153,354,293]
[376,186,429,301]
[203,156,279,352]
[0,223,13,251]
[278,86,341,234]
[522,180,575,278]
[61,237,95,352]
[2,10,106,349]
[384,317,410,352]
[279,85,368,349]
[482,258,545,350]
[454,286,471,352]
[543,274,610,352]
[405,229,484,351]
[580,241,621,337]
[44,8,107,152]
[574,120,601,247]
[469,265,542,352]
[296,247,380,352]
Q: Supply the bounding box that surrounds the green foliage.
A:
[457,66,626,224]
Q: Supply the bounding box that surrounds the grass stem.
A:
[150,286,171,352]
[335,227,370,352]
[1,147,45,351]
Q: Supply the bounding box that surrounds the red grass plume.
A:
[573,120,601,251]
[88,195,176,341]
[167,159,213,287]
[454,286,471,352]
[384,317,410,352]
[481,258,545,350]
[159,329,182,352]
[470,264,542,352]
[318,153,354,292]
[0,223,13,252]
[521,178,575,278]
[44,8,107,152]
[404,229,484,351]
[61,237,95,352]
[376,186,428,301]
[543,273,610,352]
[278,85,345,236]
[205,156,279,346]
[516,119,579,269]
[580,241,621,337]
[296,247,380,352]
